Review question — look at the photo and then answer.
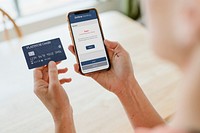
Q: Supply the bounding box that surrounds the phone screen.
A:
[68,9,110,74]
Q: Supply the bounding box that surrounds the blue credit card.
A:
[22,38,67,69]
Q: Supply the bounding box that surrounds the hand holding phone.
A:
[67,8,110,74]
[68,40,136,95]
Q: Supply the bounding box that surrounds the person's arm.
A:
[34,61,76,133]
[68,40,164,129]
[116,78,164,128]
[171,57,200,131]
[54,107,76,133]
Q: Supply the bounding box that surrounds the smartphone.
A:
[67,8,110,74]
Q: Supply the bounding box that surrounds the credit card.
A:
[22,38,67,69]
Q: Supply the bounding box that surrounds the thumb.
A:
[104,40,125,58]
[104,39,124,52]
[48,61,59,85]
[104,39,119,50]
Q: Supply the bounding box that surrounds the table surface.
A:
[0,11,181,133]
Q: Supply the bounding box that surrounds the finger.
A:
[44,66,66,82]
[35,66,45,71]
[85,72,94,77]
[105,39,125,52]
[105,47,114,60]
[68,45,75,55]
[59,78,72,84]
[42,62,61,72]
[104,39,119,50]
[33,69,43,81]
[58,68,68,74]
[48,61,59,85]
[105,39,123,59]
[42,66,49,82]
[74,64,81,74]
[56,61,61,65]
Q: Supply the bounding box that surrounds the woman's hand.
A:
[68,40,136,95]
[69,40,165,129]
[33,61,76,133]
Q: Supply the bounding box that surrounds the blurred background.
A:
[0,0,182,133]
[0,0,141,41]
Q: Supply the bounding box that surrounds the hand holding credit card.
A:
[22,38,67,69]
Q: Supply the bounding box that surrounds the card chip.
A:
[28,51,35,56]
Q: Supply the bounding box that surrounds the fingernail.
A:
[49,61,55,67]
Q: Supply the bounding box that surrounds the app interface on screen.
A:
[69,10,109,73]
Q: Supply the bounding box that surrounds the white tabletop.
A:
[0,11,181,133]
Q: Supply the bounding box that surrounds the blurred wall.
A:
[0,0,120,42]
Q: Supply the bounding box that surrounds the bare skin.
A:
[34,40,164,133]
[34,61,75,133]
[68,40,164,128]
[33,0,200,132]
